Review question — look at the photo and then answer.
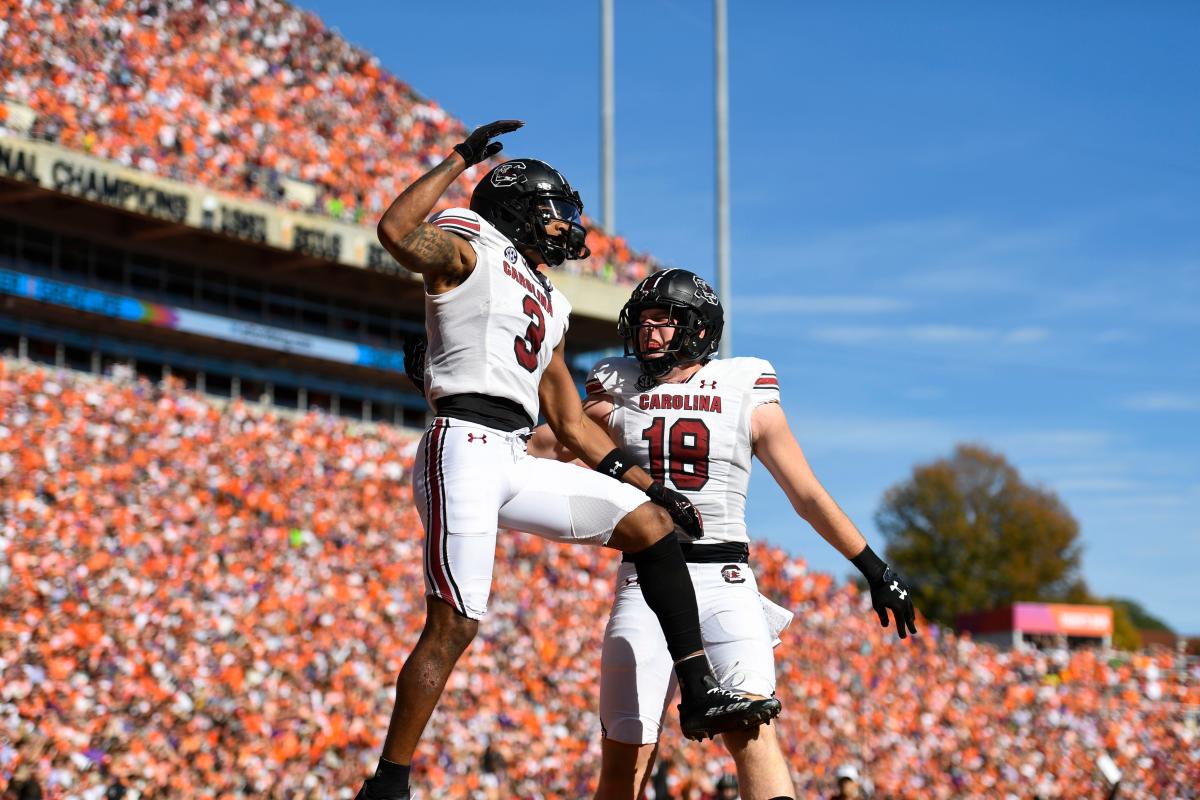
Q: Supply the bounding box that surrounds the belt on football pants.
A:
[622,540,749,565]
[435,393,534,432]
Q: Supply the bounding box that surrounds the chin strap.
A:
[640,355,678,380]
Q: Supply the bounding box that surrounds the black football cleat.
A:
[355,778,409,800]
[678,675,782,742]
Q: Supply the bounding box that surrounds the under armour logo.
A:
[700,380,717,390]
[890,580,907,600]
[467,433,487,444]
[608,460,623,476]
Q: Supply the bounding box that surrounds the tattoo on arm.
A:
[398,223,458,270]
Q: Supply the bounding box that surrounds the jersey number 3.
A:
[514,294,546,372]
[642,417,710,491]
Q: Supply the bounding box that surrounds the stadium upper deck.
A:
[0,0,652,426]
[0,0,662,286]
[0,130,636,425]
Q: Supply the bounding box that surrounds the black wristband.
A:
[452,142,475,164]
[596,448,634,480]
[851,543,888,583]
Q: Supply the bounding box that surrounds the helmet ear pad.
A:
[487,192,551,261]
[678,308,721,361]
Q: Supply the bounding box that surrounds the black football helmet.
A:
[470,159,590,267]
[617,268,724,379]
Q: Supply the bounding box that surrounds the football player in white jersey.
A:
[355,123,780,800]
[528,269,919,800]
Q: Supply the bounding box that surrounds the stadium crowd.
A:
[1,360,1197,799]
[0,0,659,285]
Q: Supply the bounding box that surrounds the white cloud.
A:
[787,412,954,455]
[1095,328,1138,344]
[789,413,1118,467]
[1105,493,1191,509]
[736,294,908,315]
[903,386,944,400]
[898,263,1030,294]
[770,217,1078,295]
[908,324,991,343]
[1001,429,1115,456]
[1053,477,1141,493]
[807,324,1051,346]
[1122,392,1200,412]
[1005,326,1050,344]
[809,325,890,344]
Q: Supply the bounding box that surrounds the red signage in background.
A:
[957,602,1115,638]
[1011,602,1113,637]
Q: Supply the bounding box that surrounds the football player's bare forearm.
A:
[377,154,466,267]
[553,415,652,490]
[769,459,866,556]
[797,494,867,558]
[527,425,580,462]
[755,411,867,558]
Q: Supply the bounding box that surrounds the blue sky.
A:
[301,1,1200,633]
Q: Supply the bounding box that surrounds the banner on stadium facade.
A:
[1011,602,1113,637]
[0,134,629,320]
[957,602,1115,639]
[0,133,392,266]
[0,267,407,373]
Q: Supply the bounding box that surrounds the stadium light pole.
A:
[601,0,616,233]
[715,0,732,357]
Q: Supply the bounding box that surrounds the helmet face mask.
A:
[529,197,589,267]
[618,269,724,379]
[470,160,590,267]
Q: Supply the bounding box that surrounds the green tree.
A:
[875,443,1086,627]
[1105,601,1143,651]
[1107,597,1174,633]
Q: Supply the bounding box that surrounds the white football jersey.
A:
[586,356,780,544]
[422,208,572,425]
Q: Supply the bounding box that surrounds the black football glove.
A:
[645,481,704,540]
[852,545,918,640]
[453,119,524,166]
[402,331,427,395]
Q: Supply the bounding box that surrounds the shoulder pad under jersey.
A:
[428,208,484,241]
[585,357,646,399]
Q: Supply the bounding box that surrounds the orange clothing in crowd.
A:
[0,361,1197,799]
[0,0,659,286]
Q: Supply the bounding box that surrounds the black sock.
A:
[673,653,713,703]
[627,532,710,699]
[372,758,410,794]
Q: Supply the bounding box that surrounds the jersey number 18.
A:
[642,417,710,491]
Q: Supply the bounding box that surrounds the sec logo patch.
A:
[504,246,519,264]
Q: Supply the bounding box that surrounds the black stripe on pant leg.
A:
[421,422,438,595]
[436,423,467,612]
